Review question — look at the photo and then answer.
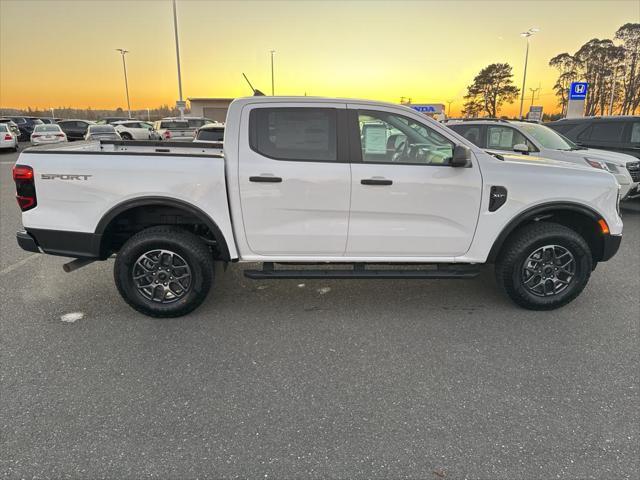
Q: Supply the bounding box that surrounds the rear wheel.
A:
[495,223,592,310]
[114,226,214,317]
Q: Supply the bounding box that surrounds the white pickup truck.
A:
[14,97,623,317]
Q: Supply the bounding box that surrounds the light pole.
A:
[50,108,55,119]
[529,87,540,108]
[172,0,184,119]
[519,28,539,119]
[446,99,453,117]
[270,50,275,96]
[116,48,132,119]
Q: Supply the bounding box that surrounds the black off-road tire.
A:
[114,226,214,318]
[495,222,593,310]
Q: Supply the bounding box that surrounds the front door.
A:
[238,104,351,256]
[346,106,482,257]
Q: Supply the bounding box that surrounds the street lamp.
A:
[518,27,539,119]
[172,0,184,119]
[270,50,275,96]
[116,48,132,119]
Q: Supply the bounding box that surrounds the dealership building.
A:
[187,98,234,123]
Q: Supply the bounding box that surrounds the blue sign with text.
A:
[411,105,437,113]
[569,82,588,100]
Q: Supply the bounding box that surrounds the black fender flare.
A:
[486,201,604,263]
[95,196,231,260]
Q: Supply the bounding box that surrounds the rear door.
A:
[238,103,351,255]
[346,105,482,257]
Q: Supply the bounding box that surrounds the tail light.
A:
[13,165,37,211]
[163,130,171,139]
[31,134,41,138]
[4,134,11,140]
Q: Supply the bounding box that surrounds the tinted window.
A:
[10,117,26,124]
[161,121,189,129]
[548,124,575,135]
[250,108,337,162]
[357,110,453,165]
[486,126,530,150]
[197,128,224,142]
[629,122,640,143]
[449,124,483,146]
[187,119,207,128]
[90,125,116,133]
[583,122,624,142]
[34,125,61,132]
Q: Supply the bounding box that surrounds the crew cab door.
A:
[238,103,351,255]
[346,105,482,257]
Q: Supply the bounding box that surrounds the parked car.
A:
[30,124,67,146]
[13,97,622,317]
[113,120,156,140]
[39,118,62,124]
[0,118,21,138]
[84,124,121,141]
[153,118,193,141]
[0,123,18,152]
[447,119,639,199]
[96,117,130,125]
[57,119,94,141]
[547,116,640,163]
[8,116,44,141]
[193,122,224,143]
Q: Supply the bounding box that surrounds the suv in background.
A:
[0,118,21,138]
[447,119,639,199]
[113,120,156,140]
[8,116,44,141]
[193,122,224,142]
[96,117,130,125]
[57,119,94,141]
[154,118,193,141]
[547,116,640,163]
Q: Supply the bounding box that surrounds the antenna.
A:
[242,73,265,96]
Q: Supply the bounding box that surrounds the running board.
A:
[244,262,481,280]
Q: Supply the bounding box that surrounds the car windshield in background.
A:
[516,122,576,150]
[187,119,207,128]
[34,125,61,132]
[161,121,189,129]
[90,125,116,133]
[197,129,224,141]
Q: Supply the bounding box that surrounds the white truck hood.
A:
[492,152,596,172]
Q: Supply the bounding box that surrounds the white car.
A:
[13,96,622,317]
[30,124,67,146]
[84,124,122,141]
[153,119,194,141]
[0,123,18,152]
[113,121,156,141]
[447,119,638,199]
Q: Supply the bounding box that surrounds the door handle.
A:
[361,178,392,186]
[249,176,282,183]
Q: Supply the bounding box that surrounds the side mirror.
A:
[513,143,529,154]
[450,145,472,167]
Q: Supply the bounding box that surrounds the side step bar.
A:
[244,262,481,280]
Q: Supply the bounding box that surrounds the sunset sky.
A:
[1,0,637,116]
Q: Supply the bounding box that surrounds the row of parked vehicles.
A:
[0,115,225,148]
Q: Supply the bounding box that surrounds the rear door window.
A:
[581,122,624,142]
[629,122,640,144]
[448,124,483,147]
[249,108,337,162]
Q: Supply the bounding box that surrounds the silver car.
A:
[84,124,122,141]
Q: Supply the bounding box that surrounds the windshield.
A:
[515,122,577,150]
[34,125,61,132]
[90,125,116,133]
[197,128,224,141]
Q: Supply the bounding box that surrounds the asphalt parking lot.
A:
[0,146,638,479]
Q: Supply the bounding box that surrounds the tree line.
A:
[461,22,639,118]
[0,105,184,121]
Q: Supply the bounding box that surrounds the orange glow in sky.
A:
[1,0,638,116]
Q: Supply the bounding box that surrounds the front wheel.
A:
[114,226,214,317]
[120,132,132,140]
[495,223,593,310]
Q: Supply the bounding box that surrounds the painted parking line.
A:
[0,254,40,276]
